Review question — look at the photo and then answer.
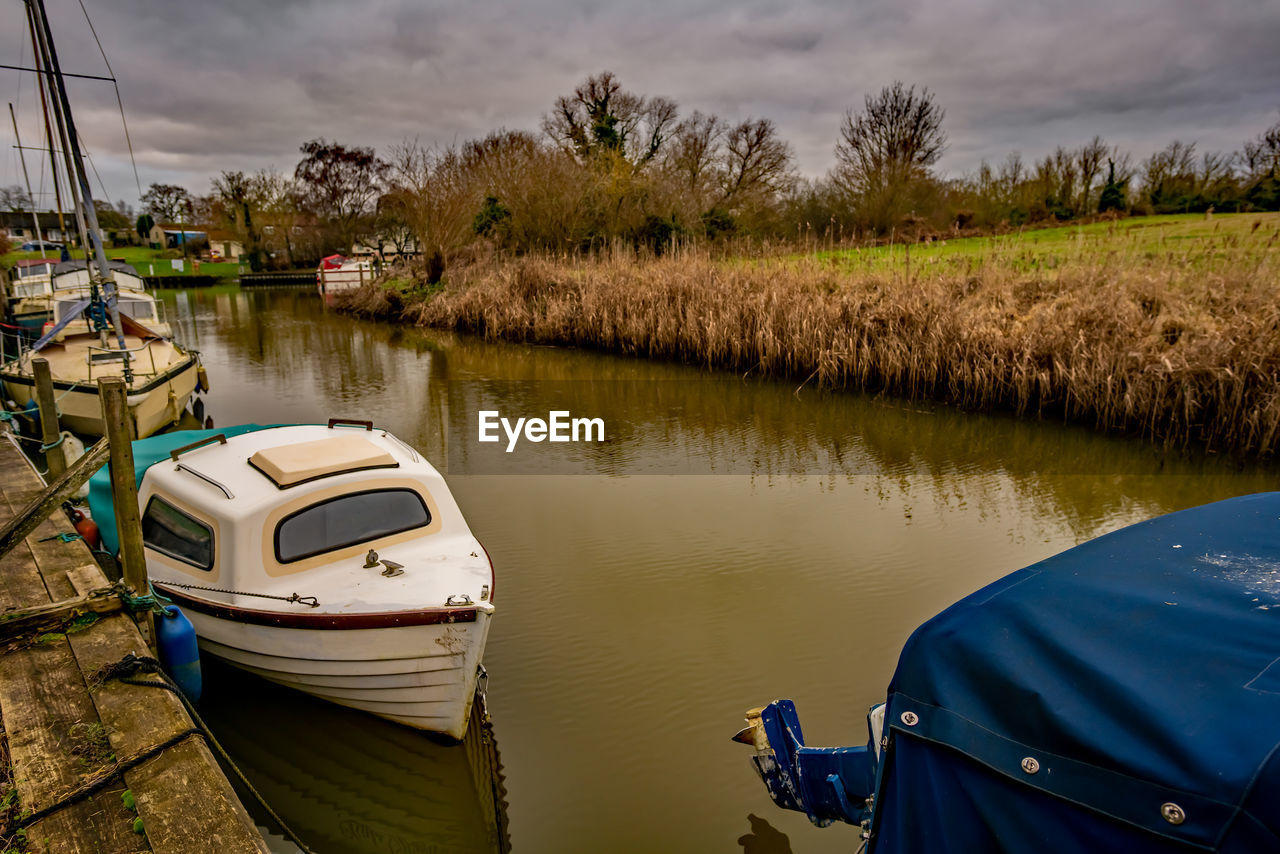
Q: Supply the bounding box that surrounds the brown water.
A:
[163,286,1277,854]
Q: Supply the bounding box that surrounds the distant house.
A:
[146,223,244,260]
[148,222,205,247]
[205,228,245,261]
[352,235,420,259]
[0,210,77,245]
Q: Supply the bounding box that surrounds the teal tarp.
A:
[87,425,273,554]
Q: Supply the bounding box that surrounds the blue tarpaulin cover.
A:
[872,492,1280,853]
[87,425,272,554]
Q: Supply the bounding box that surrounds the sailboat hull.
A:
[0,353,199,438]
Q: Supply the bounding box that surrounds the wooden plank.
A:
[0,481,82,606]
[0,538,56,615]
[67,609,269,853]
[24,783,147,854]
[0,438,108,563]
[0,589,121,644]
[0,640,142,853]
[0,441,59,617]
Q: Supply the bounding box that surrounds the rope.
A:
[6,726,205,833]
[74,0,142,201]
[39,433,64,453]
[37,531,80,543]
[159,581,320,608]
[91,654,319,854]
[113,581,173,616]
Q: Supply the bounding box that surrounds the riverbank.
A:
[338,213,1280,457]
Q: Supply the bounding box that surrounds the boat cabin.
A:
[109,424,491,612]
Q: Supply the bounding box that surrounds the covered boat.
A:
[88,420,496,740]
[734,493,1280,852]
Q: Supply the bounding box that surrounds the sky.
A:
[2,0,1279,211]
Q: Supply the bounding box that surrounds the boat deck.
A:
[0,435,268,853]
[22,334,185,385]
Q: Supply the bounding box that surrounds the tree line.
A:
[8,72,1275,273]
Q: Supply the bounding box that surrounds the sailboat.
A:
[0,0,204,439]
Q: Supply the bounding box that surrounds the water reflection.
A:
[200,660,510,854]
[737,814,793,854]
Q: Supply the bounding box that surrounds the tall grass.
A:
[339,215,1280,457]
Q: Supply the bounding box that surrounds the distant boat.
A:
[5,258,58,333]
[316,254,376,305]
[88,421,497,740]
[734,493,1280,852]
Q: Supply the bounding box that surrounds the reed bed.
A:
[339,216,1280,457]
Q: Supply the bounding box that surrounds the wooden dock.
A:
[0,433,268,853]
[238,271,315,288]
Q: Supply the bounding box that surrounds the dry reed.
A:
[338,226,1280,457]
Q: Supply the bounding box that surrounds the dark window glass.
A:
[275,489,430,563]
[142,496,214,570]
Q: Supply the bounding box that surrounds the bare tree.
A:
[140,182,192,224]
[0,185,32,211]
[384,139,478,278]
[1142,141,1198,211]
[1075,136,1108,215]
[542,71,678,168]
[1243,114,1280,177]
[294,138,387,253]
[833,81,946,233]
[720,118,795,203]
[664,111,725,200]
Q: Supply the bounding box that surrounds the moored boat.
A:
[87,420,496,740]
[0,299,201,438]
[6,258,58,333]
[316,254,376,305]
[735,494,1280,852]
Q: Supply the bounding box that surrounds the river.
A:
[159,285,1277,854]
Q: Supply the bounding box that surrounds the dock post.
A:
[32,357,66,479]
[99,377,153,645]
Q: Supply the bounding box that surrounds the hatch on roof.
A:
[248,435,398,488]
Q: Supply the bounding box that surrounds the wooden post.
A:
[32,357,65,479]
[99,377,152,645]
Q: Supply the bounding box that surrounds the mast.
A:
[7,102,46,259]
[25,0,130,373]
[24,0,66,240]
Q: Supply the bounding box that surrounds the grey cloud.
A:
[2,0,1278,203]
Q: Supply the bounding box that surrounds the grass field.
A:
[340,211,1280,458]
[796,212,1280,276]
[1,245,243,278]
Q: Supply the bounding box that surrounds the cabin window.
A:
[142,496,214,570]
[274,488,430,563]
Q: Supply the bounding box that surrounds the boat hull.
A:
[0,354,199,438]
[162,588,493,740]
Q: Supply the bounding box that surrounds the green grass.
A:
[1,245,244,278]
[796,212,1280,277]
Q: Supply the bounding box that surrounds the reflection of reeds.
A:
[342,226,1280,457]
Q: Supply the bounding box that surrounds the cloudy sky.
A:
[2,0,1278,210]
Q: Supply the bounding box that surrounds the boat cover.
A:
[873,492,1280,853]
[87,424,272,554]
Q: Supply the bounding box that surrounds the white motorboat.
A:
[90,420,496,739]
[316,254,376,305]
